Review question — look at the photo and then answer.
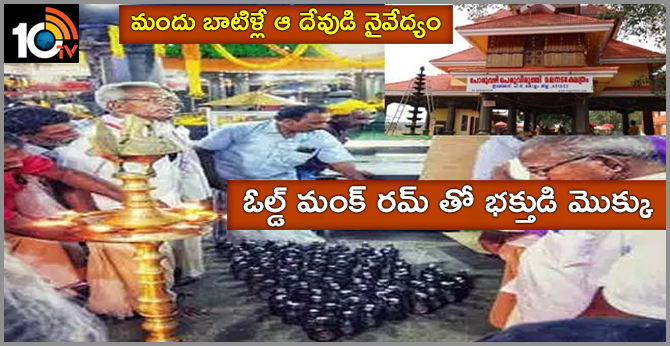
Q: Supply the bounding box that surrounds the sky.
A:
[384,5,665,84]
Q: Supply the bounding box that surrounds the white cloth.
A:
[601,230,666,319]
[505,230,663,327]
[472,136,524,180]
[54,114,211,278]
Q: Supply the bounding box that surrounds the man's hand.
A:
[5,215,80,240]
[195,147,227,190]
[329,162,369,180]
[36,167,124,202]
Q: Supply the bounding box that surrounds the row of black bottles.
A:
[217,240,473,342]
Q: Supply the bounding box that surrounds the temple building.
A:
[385,4,666,135]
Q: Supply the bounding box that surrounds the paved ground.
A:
[105,231,503,342]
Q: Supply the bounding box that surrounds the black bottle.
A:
[454,270,474,291]
[426,287,446,311]
[256,279,277,300]
[343,295,363,312]
[305,316,339,342]
[323,302,341,320]
[282,301,306,325]
[269,293,289,316]
[362,303,383,328]
[216,241,235,259]
[339,310,363,337]
[438,280,458,304]
[385,297,408,321]
[247,272,266,292]
[231,260,250,281]
[303,308,321,329]
[391,269,412,286]
[410,291,431,315]
[295,281,311,302]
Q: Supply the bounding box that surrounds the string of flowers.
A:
[107,26,125,59]
[182,44,205,98]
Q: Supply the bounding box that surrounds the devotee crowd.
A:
[3,82,666,341]
[4,81,371,340]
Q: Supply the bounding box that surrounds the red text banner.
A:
[226,181,665,231]
[118,5,453,44]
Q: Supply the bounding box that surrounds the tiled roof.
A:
[457,12,614,30]
[474,9,515,22]
[429,47,486,63]
[385,74,466,92]
[601,40,666,60]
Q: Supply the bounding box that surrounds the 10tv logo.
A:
[5,5,79,63]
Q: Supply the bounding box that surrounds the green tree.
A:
[164,44,320,59]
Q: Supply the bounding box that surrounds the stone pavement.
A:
[105,231,503,342]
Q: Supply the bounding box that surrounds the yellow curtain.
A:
[107,26,125,59]
[182,44,205,98]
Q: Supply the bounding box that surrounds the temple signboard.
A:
[467,75,593,93]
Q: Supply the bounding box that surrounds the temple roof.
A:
[429,47,485,64]
[601,40,666,60]
[457,12,614,30]
[473,9,515,23]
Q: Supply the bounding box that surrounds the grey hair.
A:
[4,245,107,342]
[521,136,660,162]
[94,81,163,110]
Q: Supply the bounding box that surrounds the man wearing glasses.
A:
[497,136,666,328]
[54,82,211,318]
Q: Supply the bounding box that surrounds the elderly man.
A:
[196,105,367,242]
[500,136,666,328]
[55,82,211,317]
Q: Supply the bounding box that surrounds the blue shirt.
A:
[198,120,355,180]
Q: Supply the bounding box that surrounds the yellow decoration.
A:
[326,98,378,115]
[154,44,166,57]
[311,44,384,69]
[182,44,205,98]
[185,60,205,98]
[108,25,125,59]
[212,44,309,70]
[204,91,303,107]
[79,50,87,66]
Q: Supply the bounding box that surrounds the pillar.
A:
[574,94,590,135]
[621,111,630,135]
[523,111,531,132]
[208,73,223,101]
[477,94,493,135]
[124,44,163,83]
[444,101,456,135]
[80,26,115,115]
[531,113,538,133]
[643,110,655,135]
[506,105,517,135]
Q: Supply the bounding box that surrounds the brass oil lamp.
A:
[33,114,218,342]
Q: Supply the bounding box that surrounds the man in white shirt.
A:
[501,136,666,327]
[55,82,212,317]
